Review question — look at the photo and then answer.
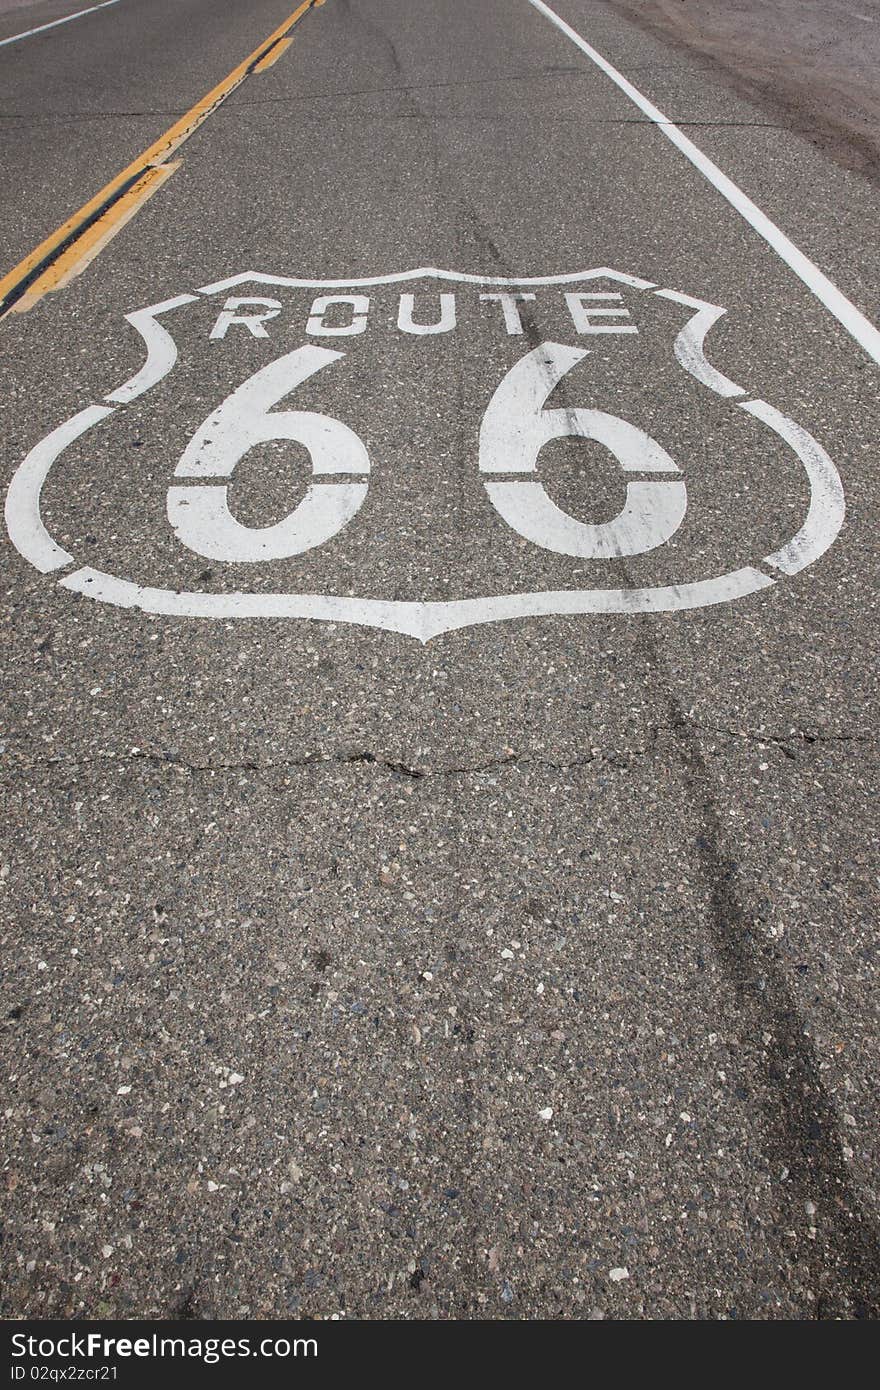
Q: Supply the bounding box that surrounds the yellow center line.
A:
[0,0,322,319]
[12,164,181,314]
[253,35,295,73]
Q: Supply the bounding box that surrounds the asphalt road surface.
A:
[1,0,879,1321]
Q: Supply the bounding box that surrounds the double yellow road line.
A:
[0,0,324,321]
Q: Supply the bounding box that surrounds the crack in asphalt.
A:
[676,722,879,750]
[1,720,876,783]
[0,744,641,781]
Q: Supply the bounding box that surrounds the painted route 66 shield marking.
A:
[5,266,844,642]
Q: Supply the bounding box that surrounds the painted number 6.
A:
[479,342,686,557]
[167,346,369,561]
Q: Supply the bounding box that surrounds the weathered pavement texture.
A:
[1,0,879,1319]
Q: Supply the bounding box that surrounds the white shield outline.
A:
[4,266,845,642]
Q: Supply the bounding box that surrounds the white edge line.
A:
[527,0,880,368]
[0,0,121,50]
